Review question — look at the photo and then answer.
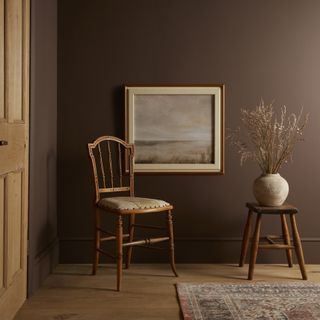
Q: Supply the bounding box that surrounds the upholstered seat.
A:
[98,196,171,211]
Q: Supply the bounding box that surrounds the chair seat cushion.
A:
[98,196,171,211]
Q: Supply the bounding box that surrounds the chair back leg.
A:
[92,207,101,275]
[126,214,135,269]
[167,210,178,277]
[116,215,124,291]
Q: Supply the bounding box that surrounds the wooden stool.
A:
[239,202,307,280]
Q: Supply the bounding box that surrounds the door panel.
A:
[7,171,23,284]
[0,124,25,174]
[0,0,4,119]
[0,176,4,292]
[6,0,23,122]
[0,0,29,319]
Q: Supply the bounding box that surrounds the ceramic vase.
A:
[253,173,289,206]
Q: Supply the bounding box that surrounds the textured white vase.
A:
[253,173,289,206]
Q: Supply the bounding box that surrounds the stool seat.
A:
[239,202,307,280]
[246,202,298,214]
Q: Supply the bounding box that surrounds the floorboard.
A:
[15,264,320,319]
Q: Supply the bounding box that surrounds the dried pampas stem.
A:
[229,100,308,174]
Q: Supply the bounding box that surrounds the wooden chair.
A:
[87,136,178,291]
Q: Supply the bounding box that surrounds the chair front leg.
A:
[116,215,123,291]
[92,207,100,275]
[126,214,135,269]
[167,210,178,277]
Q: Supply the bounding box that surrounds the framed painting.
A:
[125,84,225,174]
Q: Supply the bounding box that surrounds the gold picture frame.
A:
[125,84,225,174]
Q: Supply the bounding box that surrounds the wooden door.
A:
[0,0,29,319]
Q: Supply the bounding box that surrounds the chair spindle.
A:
[107,141,114,189]
[118,144,123,187]
[98,144,106,188]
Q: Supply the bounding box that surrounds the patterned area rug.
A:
[176,282,320,320]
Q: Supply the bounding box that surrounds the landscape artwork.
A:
[133,94,214,164]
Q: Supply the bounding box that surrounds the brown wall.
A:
[29,0,58,295]
[58,0,320,263]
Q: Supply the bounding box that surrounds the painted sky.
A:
[134,94,213,141]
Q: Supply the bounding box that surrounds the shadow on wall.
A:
[112,85,125,139]
[35,149,58,280]
[46,149,58,243]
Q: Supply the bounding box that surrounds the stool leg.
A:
[116,215,123,291]
[281,214,293,267]
[239,210,253,267]
[248,213,262,280]
[290,214,307,280]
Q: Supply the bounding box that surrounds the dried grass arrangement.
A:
[229,101,308,174]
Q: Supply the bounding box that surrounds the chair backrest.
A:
[87,136,134,203]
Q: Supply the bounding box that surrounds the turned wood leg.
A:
[290,214,308,280]
[167,210,178,277]
[248,213,262,280]
[116,215,123,291]
[126,214,135,269]
[281,214,293,267]
[92,207,100,275]
[239,210,253,267]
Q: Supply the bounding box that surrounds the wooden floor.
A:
[15,264,320,320]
